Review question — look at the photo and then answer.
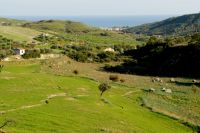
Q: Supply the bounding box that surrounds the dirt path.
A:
[122,90,141,96]
[0,91,139,114]
[0,93,67,115]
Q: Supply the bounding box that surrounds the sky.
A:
[0,0,200,16]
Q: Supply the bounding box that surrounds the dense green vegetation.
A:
[104,32,200,77]
[125,13,200,36]
[0,35,14,59]
[61,44,127,63]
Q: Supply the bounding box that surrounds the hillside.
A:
[104,32,200,78]
[22,20,95,34]
[125,13,200,36]
[0,60,194,133]
[0,17,28,26]
[0,18,42,42]
[0,26,42,42]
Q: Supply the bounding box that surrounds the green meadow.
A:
[0,26,41,42]
[0,61,193,132]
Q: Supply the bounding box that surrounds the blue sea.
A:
[6,15,174,27]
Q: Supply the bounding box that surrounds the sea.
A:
[5,15,174,28]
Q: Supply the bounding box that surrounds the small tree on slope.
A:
[98,83,111,96]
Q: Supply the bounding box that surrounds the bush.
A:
[0,53,6,59]
[73,70,79,75]
[22,49,40,59]
[97,52,116,62]
[67,50,96,63]
[120,79,125,83]
[98,83,111,96]
[51,45,62,49]
[100,32,109,36]
[109,75,119,82]
[40,48,52,54]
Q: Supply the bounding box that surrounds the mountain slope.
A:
[125,13,200,36]
[22,20,94,34]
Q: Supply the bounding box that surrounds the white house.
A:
[13,48,26,55]
[104,48,115,52]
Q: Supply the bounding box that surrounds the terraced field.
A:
[0,61,193,132]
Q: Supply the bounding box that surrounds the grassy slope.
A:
[0,18,141,46]
[42,56,200,127]
[22,20,93,34]
[0,18,27,26]
[0,26,42,42]
[22,20,141,46]
[62,31,139,46]
[0,61,192,133]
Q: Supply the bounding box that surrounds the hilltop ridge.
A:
[125,13,200,36]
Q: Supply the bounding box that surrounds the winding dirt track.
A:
[122,90,141,96]
[0,93,67,114]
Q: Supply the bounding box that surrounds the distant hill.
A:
[0,18,41,42]
[22,20,95,34]
[0,17,28,26]
[0,18,96,41]
[125,13,200,36]
[0,25,41,42]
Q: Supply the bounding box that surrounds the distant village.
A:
[100,27,126,32]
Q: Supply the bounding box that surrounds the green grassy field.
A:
[0,26,41,42]
[0,61,193,132]
[41,56,200,129]
[61,31,141,46]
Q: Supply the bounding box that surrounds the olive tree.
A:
[98,83,111,96]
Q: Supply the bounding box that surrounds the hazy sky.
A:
[0,0,200,16]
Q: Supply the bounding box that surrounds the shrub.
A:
[120,79,125,83]
[100,32,109,36]
[73,70,79,75]
[109,75,119,82]
[97,52,116,62]
[51,45,62,49]
[0,53,6,59]
[40,48,52,54]
[98,83,111,96]
[22,49,40,59]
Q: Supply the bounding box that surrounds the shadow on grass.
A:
[174,81,200,87]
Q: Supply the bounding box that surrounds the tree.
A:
[98,83,111,96]
[147,36,164,45]
[189,32,200,46]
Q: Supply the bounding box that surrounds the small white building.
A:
[13,48,26,55]
[104,48,115,52]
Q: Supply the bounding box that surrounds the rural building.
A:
[104,48,115,52]
[13,48,26,55]
[100,27,124,32]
